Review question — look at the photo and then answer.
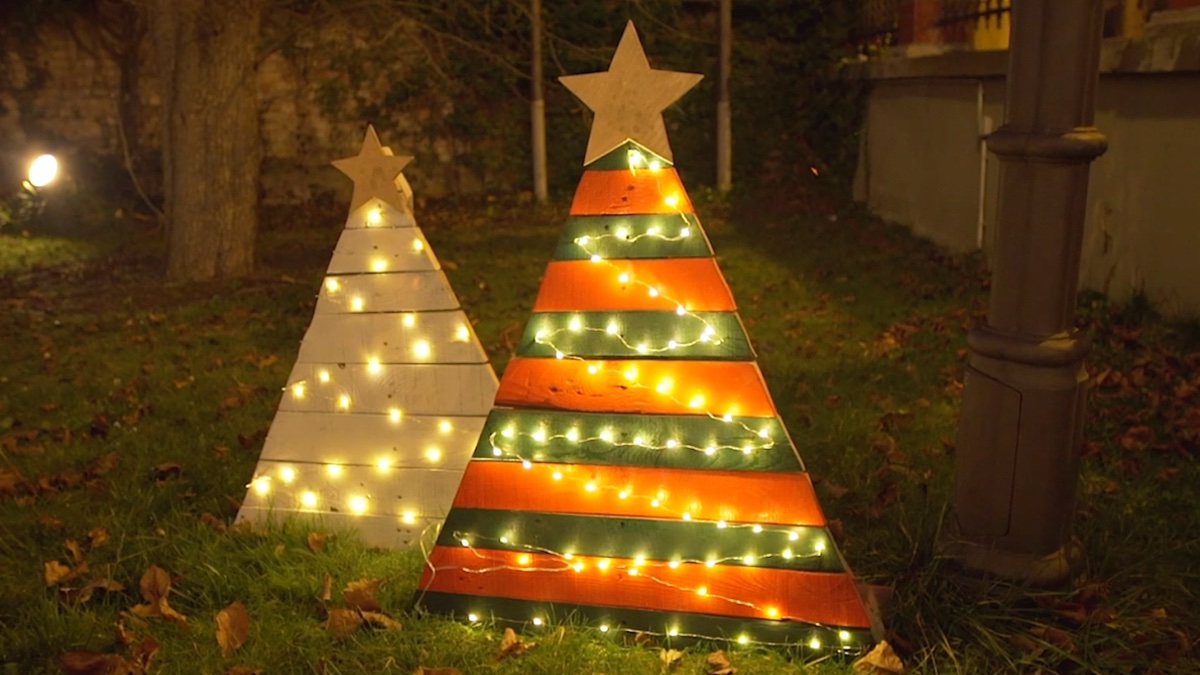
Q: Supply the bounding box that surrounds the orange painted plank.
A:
[450,461,825,527]
[533,259,736,312]
[420,548,871,629]
[496,358,776,417]
[570,168,694,216]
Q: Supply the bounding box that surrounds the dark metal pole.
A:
[531,0,548,203]
[716,0,732,193]
[951,0,1107,584]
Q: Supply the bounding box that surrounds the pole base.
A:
[944,535,1085,587]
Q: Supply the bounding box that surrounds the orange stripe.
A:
[570,168,693,215]
[496,358,776,417]
[420,548,871,629]
[450,461,825,527]
[533,259,735,312]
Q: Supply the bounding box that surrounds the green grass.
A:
[1,186,1198,674]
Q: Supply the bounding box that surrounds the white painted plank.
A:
[294,310,490,365]
[257,412,488,467]
[327,228,441,275]
[315,270,461,314]
[344,199,416,229]
[280,362,497,416]
[235,506,442,549]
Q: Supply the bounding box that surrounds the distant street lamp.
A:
[28,154,59,188]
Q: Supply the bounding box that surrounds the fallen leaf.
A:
[66,539,86,564]
[59,650,123,675]
[498,627,533,660]
[216,600,250,658]
[319,574,332,602]
[45,560,74,586]
[343,578,383,612]
[324,608,363,637]
[116,619,136,646]
[88,527,109,548]
[706,649,736,674]
[1149,607,1169,619]
[63,577,125,604]
[412,668,463,675]
[1029,625,1077,656]
[139,565,171,605]
[131,634,160,671]
[152,463,182,481]
[852,639,905,673]
[360,611,402,631]
[226,668,263,675]
[307,532,327,552]
[660,648,684,670]
[1120,425,1153,451]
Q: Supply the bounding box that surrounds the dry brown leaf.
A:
[152,463,182,481]
[307,532,327,552]
[131,634,160,672]
[360,611,402,631]
[705,650,736,675]
[323,608,363,637]
[88,527,109,549]
[225,668,262,675]
[1149,607,1169,619]
[59,649,124,675]
[412,668,463,675]
[852,639,906,673]
[216,600,250,658]
[116,619,137,646]
[343,578,383,612]
[660,648,684,670]
[64,577,126,604]
[497,627,534,660]
[319,574,332,602]
[45,560,75,586]
[139,565,171,605]
[66,539,86,564]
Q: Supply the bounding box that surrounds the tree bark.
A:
[149,0,263,282]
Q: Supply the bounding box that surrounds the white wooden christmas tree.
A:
[237,126,499,547]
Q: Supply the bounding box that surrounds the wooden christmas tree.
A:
[411,23,876,650]
[237,126,498,548]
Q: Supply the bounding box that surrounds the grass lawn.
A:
[1,182,1198,674]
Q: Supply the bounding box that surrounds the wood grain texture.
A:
[295,310,490,365]
[532,258,735,312]
[281,362,497,416]
[569,167,692,216]
[315,270,461,314]
[342,200,415,230]
[258,412,489,465]
[326,228,439,274]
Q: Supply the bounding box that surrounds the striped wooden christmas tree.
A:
[412,23,876,650]
[237,126,498,548]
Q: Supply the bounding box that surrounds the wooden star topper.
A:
[559,21,702,165]
[332,125,414,214]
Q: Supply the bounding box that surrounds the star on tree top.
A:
[559,21,703,166]
[332,125,414,214]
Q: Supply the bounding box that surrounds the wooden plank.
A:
[517,310,753,360]
[259,412,489,466]
[439,508,841,572]
[472,410,803,472]
[532,259,736,312]
[241,462,470,522]
[344,199,416,230]
[326,228,440,274]
[554,214,712,261]
[236,506,435,550]
[314,270,461,314]
[414,591,875,649]
[295,311,490,365]
[419,548,871,628]
[570,167,693,216]
[496,358,777,417]
[582,140,674,171]
[280,362,497,416]
[449,461,827,527]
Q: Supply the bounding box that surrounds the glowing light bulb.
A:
[389,408,402,422]
[455,325,470,341]
[606,321,619,334]
[376,457,391,470]
[668,628,679,637]
[766,607,779,618]
[839,630,851,642]
[590,254,602,263]
[413,340,431,359]
[648,287,660,298]
[522,460,532,469]
[723,413,734,423]
[439,420,453,433]
[573,561,584,572]
[597,559,610,570]
[648,159,662,171]
[367,358,381,374]
[758,428,770,439]
[555,350,564,359]
[669,560,680,569]
[737,635,749,645]
[252,477,270,495]
[349,496,367,514]
[402,313,416,328]
[568,317,582,332]
[664,194,680,208]
[587,364,599,374]
[628,150,645,166]
[689,395,705,409]
[492,446,501,456]
[502,426,515,439]
[753,524,764,533]
[615,227,630,239]
[705,558,716,567]
[367,208,382,225]
[633,556,645,567]
[300,491,317,508]
[402,511,416,524]
[338,395,351,410]
[680,226,690,237]
[742,445,753,455]
[623,366,638,381]
[371,258,387,272]
[628,567,639,577]
[350,296,364,312]
[704,445,716,456]
[600,429,614,442]
[468,613,479,622]
[809,637,821,650]
[655,378,673,393]
[743,554,756,565]
[789,532,800,541]
[412,238,424,252]
[599,624,610,633]
[426,447,441,462]
[717,520,727,529]
[667,340,678,350]
[532,617,543,626]
[682,513,692,521]
[585,482,597,492]
[325,278,340,293]
[618,489,630,499]
[633,435,646,446]
[566,428,580,442]
[291,383,305,398]
[578,235,591,245]
[318,370,330,383]
[675,305,686,316]
[815,540,826,553]
[647,226,660,236]
[617,272,630,284]
[532,428,546,442]
[327,464,343,477]
[666,439,678,449]
[696,585,707,596]
[552,470,563,481]
[651,498,661,507]
[279,467,295,483]
[783,549,794,559]
[517,553,531,566]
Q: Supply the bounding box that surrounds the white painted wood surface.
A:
[344,199,416,230]
[326,228,440,274]
[295,311,490,365]
[315,270,461,314]
[280,362,497,416]
[258,412,488,467]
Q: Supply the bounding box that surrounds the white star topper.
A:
[559,21,702,165]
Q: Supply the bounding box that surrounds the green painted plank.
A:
[412,591,874,652]
[518,311,754,361]
[555,214,713,260]
[438,509,843,573]
[584,139,674,171]
[473,410,805,472]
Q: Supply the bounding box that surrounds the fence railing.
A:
[855,0,1013,50]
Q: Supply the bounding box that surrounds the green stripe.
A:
[555,215,713,260]
[439,510,843,573]
[473,410,805,472]
[583,140,674,171]
[412,591,874,651]
[518,311,754,361]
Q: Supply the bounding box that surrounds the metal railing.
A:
[936,0,1011,44]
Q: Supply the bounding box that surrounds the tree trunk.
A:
[149,0,263,282]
